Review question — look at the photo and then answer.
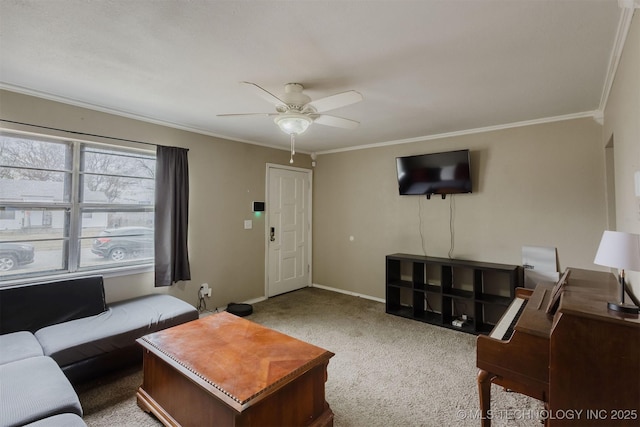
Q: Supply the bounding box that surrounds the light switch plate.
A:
[244,220,253,230]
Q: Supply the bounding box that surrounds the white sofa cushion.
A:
[22,413,87,427]
[35,294,197,366]
[0,331,43,365]
[0,356,82,427]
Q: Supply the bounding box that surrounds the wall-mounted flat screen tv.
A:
[396,149,472,197]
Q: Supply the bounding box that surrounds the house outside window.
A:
[0,131,155,282]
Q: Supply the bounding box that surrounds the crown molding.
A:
[0,82,602,158]
[317,111,597,155]
[593,110,604,126]
[600,4,637,111]
[0,83,297,154]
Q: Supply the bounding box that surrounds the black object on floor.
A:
[226,303,253,317]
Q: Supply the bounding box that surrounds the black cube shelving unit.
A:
[385,253,521,335]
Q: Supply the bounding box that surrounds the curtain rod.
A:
[0,118,186,151]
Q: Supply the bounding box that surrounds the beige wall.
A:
[3,15,637,305]
[603,13,640,296]
[312,14,640,302]
[0,89,311,307]
[313,118,608,300]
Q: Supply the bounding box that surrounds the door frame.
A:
[264,163,313,298]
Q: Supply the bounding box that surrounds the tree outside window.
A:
[0,132,155,281]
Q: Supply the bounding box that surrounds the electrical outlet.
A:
[199,283,210,298]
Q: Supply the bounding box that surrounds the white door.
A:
[266,165,311,297]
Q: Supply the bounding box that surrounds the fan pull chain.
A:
[289,133,296,164]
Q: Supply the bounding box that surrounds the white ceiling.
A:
[0,1,626,154]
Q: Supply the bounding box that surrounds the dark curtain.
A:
[154,146,191,286]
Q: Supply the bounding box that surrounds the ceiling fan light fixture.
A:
[274,114,312,135]
[221,82,362,165]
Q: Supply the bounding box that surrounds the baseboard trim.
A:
[221,286,384,314]
[243,296,268,305]
[201,296,268,316]
[310,283,385,304]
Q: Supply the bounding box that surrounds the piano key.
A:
[490,297,526,340]
[502,299,528,340]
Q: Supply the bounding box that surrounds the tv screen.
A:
[396,150,472,196]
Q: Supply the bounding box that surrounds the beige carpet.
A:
[78,287,544,426]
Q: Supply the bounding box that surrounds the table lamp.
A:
[594,230,640,314]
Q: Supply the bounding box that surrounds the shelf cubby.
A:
[385,254,521,335]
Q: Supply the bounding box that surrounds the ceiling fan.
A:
[217,82,363,163]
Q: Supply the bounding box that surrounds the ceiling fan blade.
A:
[241,81,287,107]
[216,113,277,117]
[306,90,363,113]
[312,114,360,129]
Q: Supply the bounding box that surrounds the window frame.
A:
[0,129,156,286]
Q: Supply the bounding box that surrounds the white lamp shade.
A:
[594,230,640,271]
[274,114,312,135]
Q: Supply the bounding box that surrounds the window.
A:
[0,131,155,282]
[0,210,16,220]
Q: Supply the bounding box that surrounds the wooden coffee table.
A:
[136,312,335,427]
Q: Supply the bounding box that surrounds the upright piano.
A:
[476,268,640,426]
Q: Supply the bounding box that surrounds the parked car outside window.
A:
[91,227,154,262]
[1,134,156,281]
[0,242,35,271]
